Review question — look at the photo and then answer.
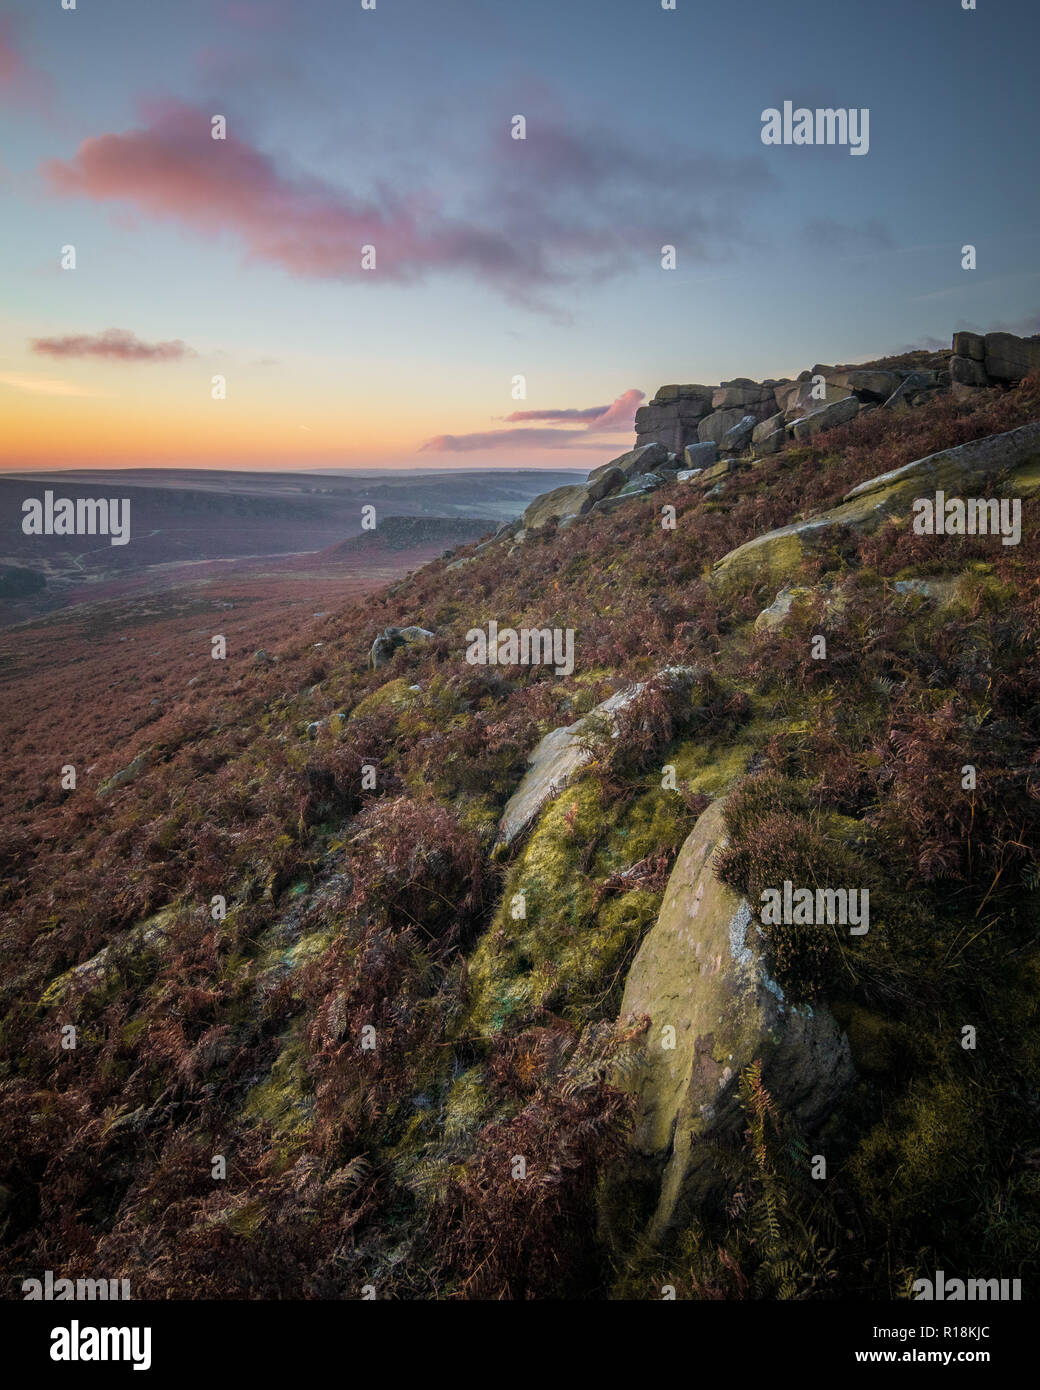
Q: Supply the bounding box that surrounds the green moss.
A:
[348,677,416,722]
[848,1076,987,1227]
[443,1066,491,1141]
[240,1025,313,1145]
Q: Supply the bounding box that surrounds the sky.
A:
[1,0,1039,471]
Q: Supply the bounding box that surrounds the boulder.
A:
[496,669,701,847]
[953,330,986,362]
[682,441,718,470]
[368,625,435,669]
[523,483,597,530]
[720,414,757,453]
[882,371,935,409]
[592,443,671,481]
[755,427,786,456]
[583,464,626,498]
[844,369,904,400]
[950,355,989,388]
[983,332,1040,382]
[790,394,859,440]
[752,411,786,444]
[39,907,176,1010]
[591,493,643,516]
[620,797,854,1236]
[781,380,855,421]
[697,408,746,445]
[676,468,704,482]
[98,748,153,795]
[618,471,666,496]
[753,585,815,632]
[652,384,715,406]
[711,382,774,410]
[695,458,741,485]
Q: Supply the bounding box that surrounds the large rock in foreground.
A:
[620,798,854,1238]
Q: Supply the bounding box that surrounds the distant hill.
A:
[323,515,497,555]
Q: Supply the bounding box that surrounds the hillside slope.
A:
[2,351,1039,1300]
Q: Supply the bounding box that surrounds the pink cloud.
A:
[31,328,197,362]
[586,388,644,432]
[505,405,611,423]
[42,102,538,290]
[40,103,771,306]
[420,428,605,453]
[504,388,643,431]
[430,389,645,451]
[0,16,54,110]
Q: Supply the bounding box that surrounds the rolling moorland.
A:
[0,468,580,625]
[2,336,1040,1300]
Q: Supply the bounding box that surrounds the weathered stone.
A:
[844,369,904,400]
[752,411,786,444]
[693,458,740,486]
[583,464,627,499]
[753,585,815,631]
[523,483,597,530]
[496,669,700,847]
[676,468,704,482]
[790,394,859,440]
[697,408,745,445]
[720,414,757,452]
[635,394,715,455]
[881,371,934,409]
[618,471,666,496]
[781,380,855,420]
[712,383,773,410]
[592,443,670,482]
[369,625,435,669]
[591,492,642,516]
[98,749,153,795]
[950,355,989,388]
[983,332,1040,382]
[682,441,718,469]
[39,907,176,1010]
[953,330,986,362]
[652,384,715,406]
[755,427,786,456]
[620,797,854,1236]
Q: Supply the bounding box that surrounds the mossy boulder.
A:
[619,797,854,1239]
[713,421,1040,587]
[38,906,177,1011]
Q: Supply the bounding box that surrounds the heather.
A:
[2,373,1040,1298]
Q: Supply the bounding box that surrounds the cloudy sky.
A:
[2,0,1038,470]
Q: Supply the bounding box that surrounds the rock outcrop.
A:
[620,797,854,1238]
[493,326,1040,550]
